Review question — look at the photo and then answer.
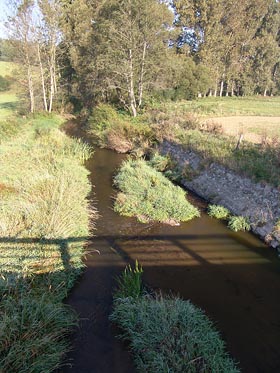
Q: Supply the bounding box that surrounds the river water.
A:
[66,146,280,373]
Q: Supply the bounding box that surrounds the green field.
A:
[158,96,280,117]
[0,61,18,76]
[0,92,18,118]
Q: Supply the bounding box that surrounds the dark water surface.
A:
[65,147,280,373]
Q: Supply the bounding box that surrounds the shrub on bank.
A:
[111,265,240,373]
[228,216,251,232]
[114,159,200,224]
[0,118,94,371]
[208,204,230,220]
[86,104,155,153]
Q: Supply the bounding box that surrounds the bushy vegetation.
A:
[86,104,155,153]
[0,115,94,371]
[228,216,251,232]
[208,205,230,220]
[208,205,250,232]
[111,265,240,373]
[114,159,200,224]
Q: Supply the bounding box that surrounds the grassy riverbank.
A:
[111,265,240,373]
[0,114,94,371]
[86,100,280,187]
[114,159,199,224]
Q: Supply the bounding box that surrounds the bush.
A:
[0,75,11,91]
[86,104,155,153]
[111,294,240,373]
[114,159,200,224]
[208,204,230,220]
[228,216,251,232]
[148,152,171,172]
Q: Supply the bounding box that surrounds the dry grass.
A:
[206,116,280,144]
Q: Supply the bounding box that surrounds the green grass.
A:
[0,115,95,371]
[0,61,18,77]
[155,96,280,117]
[208,205,230,220]
[0,92,18,119]
[111,266,240,373]
[228,216,251,232]
[114,159,200,224]
[174,128,280,187]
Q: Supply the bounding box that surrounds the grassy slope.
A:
[0,61,20,118]
[0,114,94,372]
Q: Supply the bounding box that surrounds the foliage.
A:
[86,104,155,153]
[114,159,200,224]
[111,294,240,373]
[228,216,251,232]
[115,260,143,299]
[0,75,11,92]
[148,152,171,172]
[208,204,230,220]
[0,115,95,371]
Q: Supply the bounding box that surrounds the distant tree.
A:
[7,0,37,112]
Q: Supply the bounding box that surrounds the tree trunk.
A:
[26,53,35,113]
[263,88,267,97]
[128,48,137,117]
[138,40,147,108]
[220,80,224,97]
[37,44,48,111]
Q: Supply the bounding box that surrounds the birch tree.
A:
[7,0,36,112]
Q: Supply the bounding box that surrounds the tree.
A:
[60,0,173,116]
[7,0,37,112]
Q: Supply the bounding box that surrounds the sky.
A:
[0,0,11,39]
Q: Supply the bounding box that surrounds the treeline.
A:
[4,0,280,116]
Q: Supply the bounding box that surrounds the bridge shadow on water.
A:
[1,229,280,373]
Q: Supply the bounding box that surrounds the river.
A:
[65,146,280,373]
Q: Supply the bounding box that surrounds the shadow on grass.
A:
[0,101,18,111]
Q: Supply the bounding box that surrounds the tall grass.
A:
[0,115,95,371]
[171,127,280,187]
[114,159,200,224]
[111,266,240,373]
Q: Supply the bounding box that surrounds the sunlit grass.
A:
[0,92,18,119]
[111,266,240,373]
[157,96,280,117]
[0,115,95,371]
[114,159,200,224]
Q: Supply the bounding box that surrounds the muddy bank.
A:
[159,140,280,250]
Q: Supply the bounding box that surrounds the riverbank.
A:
[159,140,280,251]
[0,114,94,371]
[84,102,280,251]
